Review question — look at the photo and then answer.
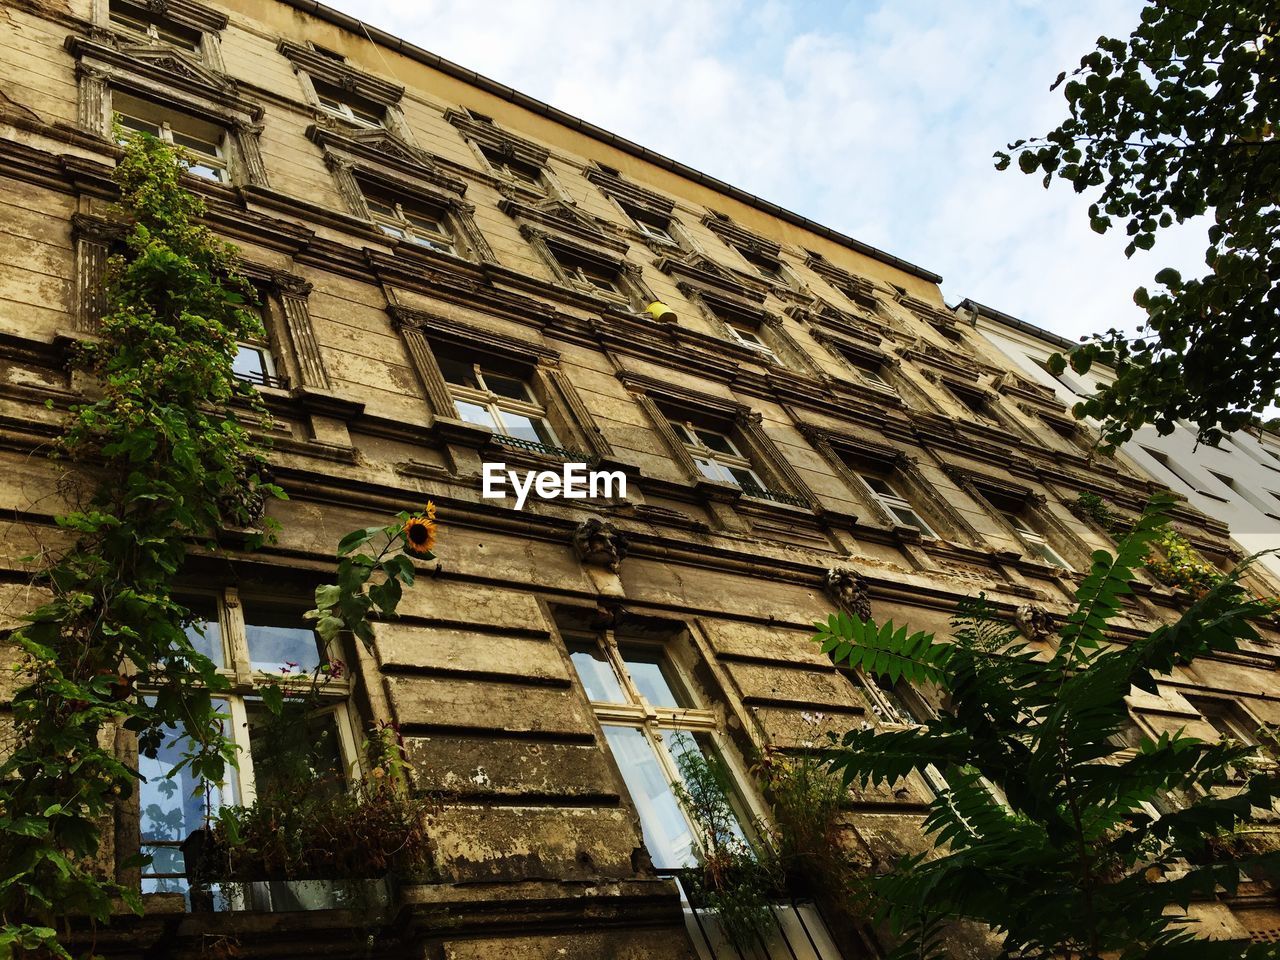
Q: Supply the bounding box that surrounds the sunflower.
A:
[403,503,438,557]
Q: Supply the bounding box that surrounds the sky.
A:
[327,0,1208,344]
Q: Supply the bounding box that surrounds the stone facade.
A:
[0,1,1278,956]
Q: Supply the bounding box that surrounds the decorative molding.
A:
[1013,603,1057,641]
[583,164,675,217]
[825,568,872,622]
[71,214,125,333]
[701,211,781,258]
[277,39,404,106]
[572,518,629,573]
[445,108,550,168]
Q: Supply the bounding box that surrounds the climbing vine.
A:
[0,132,282,956]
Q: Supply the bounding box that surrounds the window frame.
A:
[108,4,203,53]
[138,588,360,897]
[480,146,545,189]
[669,419,767,494]
[440,358,560,448]
[363,192,457,254]
[115,104,229,183]
[859,473,937,537]
[1002,509,1072,569]
[313,82,385,129]
[725,323,780,364]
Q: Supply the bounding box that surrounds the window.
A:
[1141,446,1206,495]
[138,592,356,903]
[859,474,936,536]
[364,192,455,254]
[737,247,785,284]
[109,1,201,52]
[565,632,748,870]
[548,248,628,300]
[114,94,228,183]
[1187,696,1259,746]
[622,204,677,244]
[838,347,892,390]
[480,147,543,188]
[725,323,780,364]
[312,80,384,128]
[948,382,996,422]
[669,420,766,494]
[438,355,559,449]
[1002,511,1071,569]
[232,340,286,389]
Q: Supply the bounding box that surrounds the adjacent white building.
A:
[962,298,1280,587]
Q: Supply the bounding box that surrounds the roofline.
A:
[279,0,945,286]
[957,297,1077,352]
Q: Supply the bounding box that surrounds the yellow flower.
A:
[403,504,437,557]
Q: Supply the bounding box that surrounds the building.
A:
[966,299,1280,589]
[1,1,1278,956]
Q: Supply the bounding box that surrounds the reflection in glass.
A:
[622,647,687,708]
[138,713,231,897]
[182,596,223,668]
[568,645,625,702]
[455,399,497,430]
[243,605,324,673]
[246,701,345,801]
[603,726,696,869]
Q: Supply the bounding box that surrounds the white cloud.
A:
[334,0,1208,341]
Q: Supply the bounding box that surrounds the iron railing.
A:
[662,871,843,960]
[740,484,810,510]
[492,434,588,461]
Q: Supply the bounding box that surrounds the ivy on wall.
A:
[0,132,282,956]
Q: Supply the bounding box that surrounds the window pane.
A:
[455,400,498,430]
[232,344,267,382]
[620,647,688,708]
[668,421,695,445]
[728,467,763,493]
[484,372,531,402]
[498,411,556,446]
[568,644,626,702]
[117,113,161,138]
[438,355,481,388]
[182,596,223,668]
[891,505,932,535]
[693,428,738,457]
[862,475,895,497]
[243,605,325,673]
[692,456,724,482]
[663,731,750,848]
[171,130,219,156]
[602,726,697,869]
[185,161,226,183]
[246,701,346,801]
[378,223,407,240]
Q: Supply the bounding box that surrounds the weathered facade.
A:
[1,0,1279,956]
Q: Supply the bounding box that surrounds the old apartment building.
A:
[1,0,1278,956]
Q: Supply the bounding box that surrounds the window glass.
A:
[118,114,162,138]
[138,712,232,896]
[568,644,626,702]
[602,726,697,869]
[437,356,480,389]
[182,596,223,668]
[484,372,531,402]
[455,400,497,430]
[246,702,346,799]
[243,605,325,673]
[692,456,725,483]
[693,428,737,457]
[232,344,268,382]
[621,647,688,708]
[664,731,751,848]
[728,466,762,492]
[498,411,555,446]
[862,475,896,498]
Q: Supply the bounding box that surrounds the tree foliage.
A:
[814,495,1280,959]
[0,133,281,956]
[996,1,1279,446]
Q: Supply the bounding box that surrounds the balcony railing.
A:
[740,484,810,509]
[235,370,290,390]
[664,872,843,960]
[492,434,588,461]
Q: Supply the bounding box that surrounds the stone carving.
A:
[1014,603,1057,641]
[573,518,628,573]
[824,568,872,622]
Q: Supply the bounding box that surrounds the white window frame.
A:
[138,588,359,897]
[839,348,894,392]
[736,246,786,284]
[443,360,559,447]
[859,474,936,536]
[481,148,544,189]
[625,206,678,244]
[1003,511,1071,569]
[232,339,283,389]
[314,88,383,128]
[669,420,767,494]
[364,194,456,254]
[115,106,229,183]
[560,259,626,300]
[725,324,780,364]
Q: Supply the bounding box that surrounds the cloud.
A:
[333,0,1207,341]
